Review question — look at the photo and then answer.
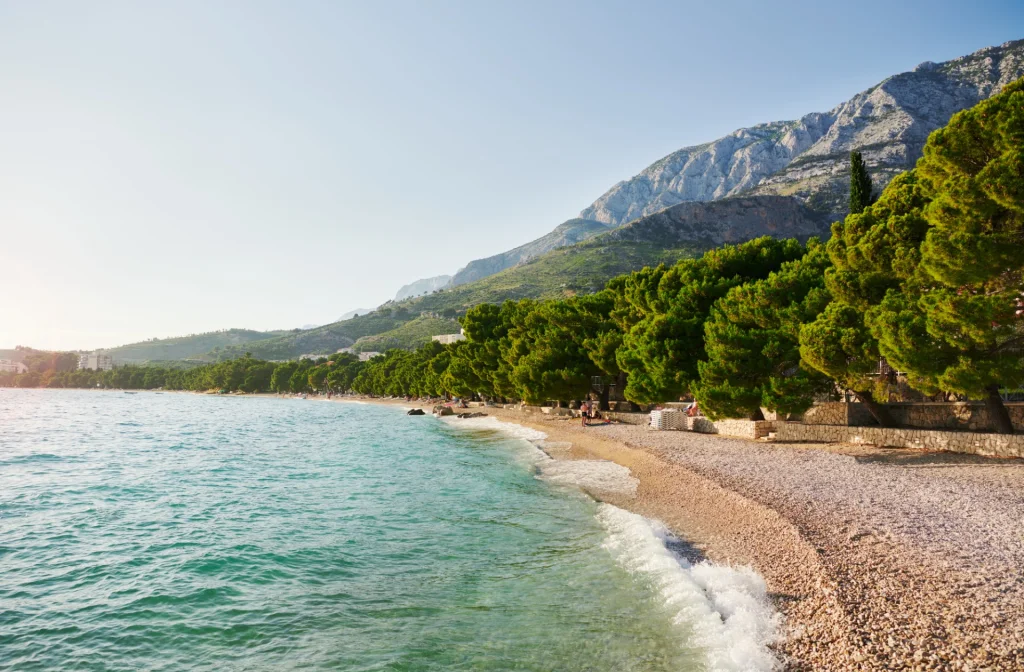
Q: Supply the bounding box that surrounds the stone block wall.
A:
[686,417,775,439]
[801,402,876,427]
[774,422,1024,459]
[800,402,1024,432]
[603,411,651,425]
[885,403,1024,433]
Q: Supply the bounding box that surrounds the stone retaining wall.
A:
[687,417,775,439]
[886,403,1024,433]
[603,411,650,425]
[801,402,1024,432]
[801,402,876,427]
[775,422,1024,459]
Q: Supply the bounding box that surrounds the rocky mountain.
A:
[581,39,1024,225]
[417,40,1023,295]
[449,218,611,287]
[602,195,830,247]
[394,275,452,301]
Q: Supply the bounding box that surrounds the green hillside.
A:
[106,329,293,363]
[211,240,700,361]
[350,316,461,353]
[218,314,406,361]
[393,239,700,314]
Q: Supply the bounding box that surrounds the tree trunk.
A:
[985,384,1015,435]
[853,390,896,427]
[599,384,610,412]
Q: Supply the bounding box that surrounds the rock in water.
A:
[407,408,425,416]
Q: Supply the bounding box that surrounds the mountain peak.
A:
[579,39,1024,227]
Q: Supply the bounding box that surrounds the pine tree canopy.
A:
[615,237,807,404]
[867,78,1024,407]
[695,240,833,420]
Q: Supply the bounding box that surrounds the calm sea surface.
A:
[0,390,775,671]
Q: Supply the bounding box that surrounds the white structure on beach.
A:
[0,359,28,374]
[78,352,114,371]
[432,329,466,345]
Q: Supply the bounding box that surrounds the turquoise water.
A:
[0,390,776,671]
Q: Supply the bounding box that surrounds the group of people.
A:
[580,400,602,427]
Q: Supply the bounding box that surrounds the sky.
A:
[1,0,1021,351]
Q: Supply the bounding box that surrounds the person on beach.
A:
[581,401,590,427]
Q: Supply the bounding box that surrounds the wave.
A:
[440,411,781,669]
[598,504,780,671]
[441,414,548,443]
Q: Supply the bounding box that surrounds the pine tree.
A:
[867,78,1024,434]
[615,237,807,404]
[849,151,874,214]
[695,240,833,420]
[799,171,931,427]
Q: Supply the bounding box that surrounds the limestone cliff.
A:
[581,39,1024,224]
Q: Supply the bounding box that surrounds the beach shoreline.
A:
[339,396,1024,671]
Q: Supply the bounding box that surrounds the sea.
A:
[0,390,778,671]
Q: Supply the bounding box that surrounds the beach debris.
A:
[457,412,487,419]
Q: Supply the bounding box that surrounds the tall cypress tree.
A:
[849,151,874,214]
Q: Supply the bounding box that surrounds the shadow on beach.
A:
[853,448,1024,468]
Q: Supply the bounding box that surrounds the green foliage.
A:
[800,171,931,406]
[867,78,1024,413]
[505,297,608,404]
[454,301,531,400]
[614,237,808,403]
[695,241,833,419]
[849,150,874,215]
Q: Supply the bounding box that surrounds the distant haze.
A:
[1,0,1020,350]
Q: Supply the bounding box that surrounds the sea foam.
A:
[441,413,781,670]
[598,504,781,671]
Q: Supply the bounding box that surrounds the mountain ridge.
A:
[392,40,1022,296]
[449,218,612,287]
[394,276,452,301]
[582,39,1024,225]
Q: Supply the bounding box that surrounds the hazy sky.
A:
[2,0,1021,350]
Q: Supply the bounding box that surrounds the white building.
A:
[78,352,114,371]
[0,359,28,374]
[432,329,466,345]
